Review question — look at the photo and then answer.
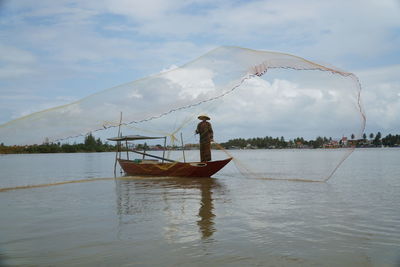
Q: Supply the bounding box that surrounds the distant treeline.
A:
[0,134,116,154]
[381,134,400,147]
[220,136,335,149]
[1,132,400,154]
[220,132,400,149]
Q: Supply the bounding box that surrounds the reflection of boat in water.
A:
[115,177,225,240]
[108,135,232,177]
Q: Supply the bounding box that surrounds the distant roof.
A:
[107,135,165,141]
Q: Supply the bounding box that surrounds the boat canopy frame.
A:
[107,134,168,160]
[107,134,187,174]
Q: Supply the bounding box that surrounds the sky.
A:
[0,0,399,143]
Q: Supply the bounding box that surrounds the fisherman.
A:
[195,114,214,162]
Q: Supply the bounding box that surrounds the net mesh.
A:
[0,46,366,181]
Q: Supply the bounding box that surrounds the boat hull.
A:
[118,158,232,177]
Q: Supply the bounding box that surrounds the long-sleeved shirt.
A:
[196,121,213,143]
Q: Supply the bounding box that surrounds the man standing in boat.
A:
[196,114,214,162]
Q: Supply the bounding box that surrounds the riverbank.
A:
[2,133,399,154]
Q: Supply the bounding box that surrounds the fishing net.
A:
[0,46,365,181]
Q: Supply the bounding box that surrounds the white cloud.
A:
[2,0,398,74]
[0,44,36,63]
[128,90,143,99]
[11,96,77,119]
[356,64,400,133]
[164,67,215,99]
[0,45,37,78]
[101,0,176,20]
[0,66,36,79]
[209,73,363,140]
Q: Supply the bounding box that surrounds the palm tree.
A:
[373,132,382,146]
[369,133,374,140]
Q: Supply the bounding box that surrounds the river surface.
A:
[0,148,399,266]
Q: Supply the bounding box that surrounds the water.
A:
[0,149,399,266]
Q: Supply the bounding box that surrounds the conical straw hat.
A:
[198,114,210,120]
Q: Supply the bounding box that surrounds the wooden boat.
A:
[108,135,232,178]
[118,158,232,177]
